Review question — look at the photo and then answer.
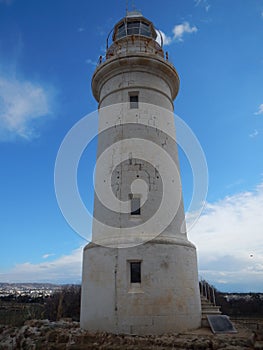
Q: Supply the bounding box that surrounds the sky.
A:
[0,0,263,293]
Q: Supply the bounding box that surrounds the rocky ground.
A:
[0,319,263,350]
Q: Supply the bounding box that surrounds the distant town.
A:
[0,283,67,299]
[0,282,262,301]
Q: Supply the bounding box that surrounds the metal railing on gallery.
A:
[199,279,216,306]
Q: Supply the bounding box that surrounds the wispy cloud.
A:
[42,253,55,259]
[188,182,263,292]
[0,247,83,283]
[194,0,211,12]
[159,22,198,46]
[255,103,263,115]
[85,58,97,66]
[249,129,259,138]
[226,179,244,189]
[0,75,54,141]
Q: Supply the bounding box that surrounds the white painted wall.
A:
[81,16,201,334]
[81,241,201,334]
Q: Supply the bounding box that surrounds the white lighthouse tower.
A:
[80,11,201,334]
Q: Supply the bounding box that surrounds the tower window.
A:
[131,196,141,215]
[129,94,139,109]
[130,262,141,283]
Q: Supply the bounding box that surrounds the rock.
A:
[47,330,58,342]
[224,347,246,350]
[57,333,69,343]
[256,331,263,341]
[192,339,212,349]
[0,320,261,349]
[82,334,97,344]
[49,344,68,350]
[254,341,263,350]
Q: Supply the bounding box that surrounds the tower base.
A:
[80,239,201,335]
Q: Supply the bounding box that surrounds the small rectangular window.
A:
[131,197,141,215]
[130,94,139,109]
[130,262,141,283]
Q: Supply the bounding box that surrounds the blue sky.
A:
[0,0,263,292]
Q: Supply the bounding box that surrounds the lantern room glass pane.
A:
[140,22,151,37]
[115,20,155,40]
[116,23,126,40]
[127,21,140,35]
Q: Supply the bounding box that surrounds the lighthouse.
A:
[80,11,201,334]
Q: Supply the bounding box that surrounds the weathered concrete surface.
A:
[81,12,201,334]
[81,241,201,334]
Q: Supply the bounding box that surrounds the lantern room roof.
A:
[126,10,143,18]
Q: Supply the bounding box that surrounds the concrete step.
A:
[201,304,221,311]
[202,309,221,316]
[200,295,222,327]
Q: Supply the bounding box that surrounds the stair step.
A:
[202,310,221,315]
[202,311,221,318]
[199,282,226,328]
[202,306,221,312]
[201,305,221,310]
[201,302,217,306]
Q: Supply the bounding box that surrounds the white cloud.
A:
[156,30,172,46]
[158,22,198,46]
[0,247,83,283]
[42,253,55,259]
[188,182,263,292]
[0,76,53,141]
[249,129,259,138]
[172,22,198,41]
[255,103,263,115]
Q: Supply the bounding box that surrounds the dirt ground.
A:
[0,318,263,349]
